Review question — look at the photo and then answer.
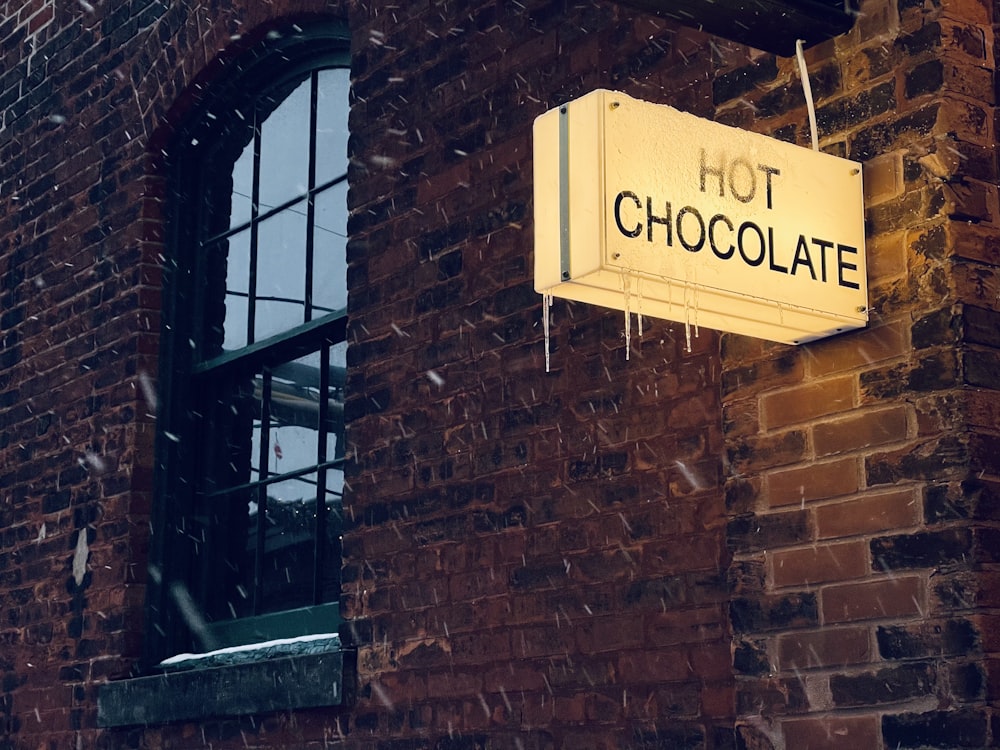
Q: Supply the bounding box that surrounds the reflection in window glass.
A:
[259,78,311,210]
[222,229,252,351]
[256,476,318,615]
[199,337,346,625]
[327,340,347,462]
[230,144,255,230]
[315,67,351,183]
[255,206,308,341]
[313,181,348,315]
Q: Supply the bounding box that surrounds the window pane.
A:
[315,67,350,183]
[328,340,347,462]
[222,228,251,351]
[319,468,343,603]
[255,206,307,340]
[259,476,318,614]
[258,78,311,210]
[230,141,255,230]
[269,353,322,476]
[312,181,348,316]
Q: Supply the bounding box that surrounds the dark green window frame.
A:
[142,20,351,677]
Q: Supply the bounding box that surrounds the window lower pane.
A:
[268,353,323,476]
[256,477,318,615]
[318,468,343,604]
[194,333,345,634]
[328,340,347,461]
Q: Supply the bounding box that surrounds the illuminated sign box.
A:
[533,89,868,346]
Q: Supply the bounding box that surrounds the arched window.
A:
[148,22,350,664]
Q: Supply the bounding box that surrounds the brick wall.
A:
[718,0,1000,747]
[342,4,735,748]
[0,0,996,748]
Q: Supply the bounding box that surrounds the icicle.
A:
[796,39,819,152]
[693,285,700,341]
[622,275,632,361]
[543,293,553,372]
[636,277,643,338]
[684,284,692,353]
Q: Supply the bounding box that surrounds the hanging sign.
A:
[533,89,868,345]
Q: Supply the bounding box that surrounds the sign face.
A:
[534,89,868,345]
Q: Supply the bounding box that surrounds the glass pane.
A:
[222,228,251,351]
[249,376,265,482]
[328,340,347,462]
[260,476,317,614]
[191,484,257,623]
[312,182,348,315]
[255,206,307,340]
[315,67,350,183]
[269,353,322,476]
[230,141,255,230]
[319,467,343,603]
[258,77,311,211]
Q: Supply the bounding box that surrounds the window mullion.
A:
[305,71,319,323]
[248,122,263,346]
[254,366,273,616]
[313,342,330,605]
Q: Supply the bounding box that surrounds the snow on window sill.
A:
[159,632,341,671]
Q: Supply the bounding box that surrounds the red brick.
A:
[761,375,855,429]
[813,405,909,456]
[867,229,908,282]
[804,320,909,376]
[770,541,869,587]
[618,647,692,683]
[864,152,904,205]
[776,626,872,670]
[782,715,880,749]
[729,429,809,473]
[766,457,860,507]
[815,488,921,539]
[823,576,924,623]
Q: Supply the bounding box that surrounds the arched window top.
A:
[169,22,351,361]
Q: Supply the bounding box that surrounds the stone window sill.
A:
[97,639,346,727]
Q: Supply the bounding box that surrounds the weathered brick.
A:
[770,540,869,587]
[760,375,855,430]
[877,618,980,659]
[813,406,908,456]
[728,429,808,473]
[782,715,879,750]
[777,626,871,670]
[882,709,989,748]
[823,576,924,623]
[730,592,819,633]
[805,321,909,377]
[727,510,811,554]
[867,436,969,485]
[766,457,860,507]
[830,662,936,706]
[871,527,974,570]
[816,488,921,539]
[712,57,779,105]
